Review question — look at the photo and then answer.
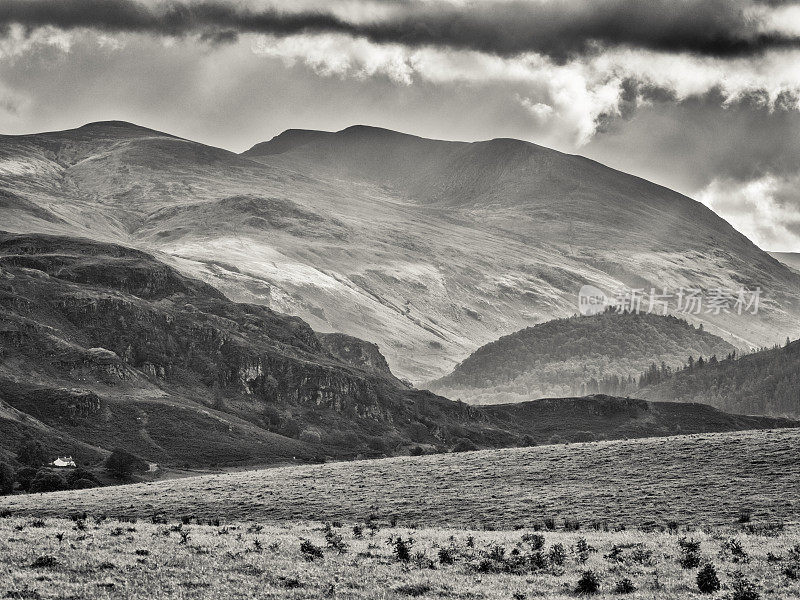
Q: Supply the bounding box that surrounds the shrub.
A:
[722,538,749,563]
[299,539,324,560]
[575,538,592,563]
[575,570,600,595]
[29,470,67,493]
[521,533,545,551]
[731,573,760,600]
[105,448,147,479]
[30,555,59,568]
[325,526,348,553]
[549,543,567,566]
[564,517,582,531]
[388,536,413,561]
[697,563,721,594]
[0,462,13,495]
[409,446,425,456]
[438,546,456,565]
[614,578,636,594]
[678,537,702,569]
[738,509,752,523]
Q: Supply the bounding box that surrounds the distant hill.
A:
[769,252,800,273]
[428,311,736,404]
[1,232,792,473]
[3,121,800,384]
[639,339,800,418]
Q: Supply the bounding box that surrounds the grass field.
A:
[2,428,799,529]
[1,515,798,599]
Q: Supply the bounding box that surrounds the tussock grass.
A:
[0,516,798,599]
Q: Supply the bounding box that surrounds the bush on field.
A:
[678,537,702,568]
[614,578,636,594]
[697,563,721,594]
[575,570,600,594]
[299,539,324,560]
[731,573,760,600]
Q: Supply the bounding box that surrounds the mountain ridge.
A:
[3,120,800,382]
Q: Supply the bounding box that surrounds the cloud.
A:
[3,0,800,61]
[697,173,800,251]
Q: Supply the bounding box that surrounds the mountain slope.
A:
[639,339,800,418]
[770,252,800,273]
[428,311,737,404]
[3,122,800,382]
[1,232,793,471]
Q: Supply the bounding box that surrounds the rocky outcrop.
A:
[318,332,409,389]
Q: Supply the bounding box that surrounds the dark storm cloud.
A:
[2,0,800,60]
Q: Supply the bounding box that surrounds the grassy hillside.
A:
[4,231,791,475]
[4,429,798,528]
[640,339,800,418]
[1,516,797,600]
[429,311,736,404]
[3,121,800,382]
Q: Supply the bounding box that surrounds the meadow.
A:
[1,515,798,599]
[2,428,798,528]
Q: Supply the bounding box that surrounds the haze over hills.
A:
[1,231,793,471]
[639,338,800,418]
[428,311,737,405]
[3,121,800,383]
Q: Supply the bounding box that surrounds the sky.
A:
[2,0,800,251]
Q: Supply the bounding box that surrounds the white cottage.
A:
[52,456,76,468]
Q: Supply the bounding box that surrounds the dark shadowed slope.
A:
[3,122,800,382]
[428,311,736,404]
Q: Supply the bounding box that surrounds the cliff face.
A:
[317,332,409,389]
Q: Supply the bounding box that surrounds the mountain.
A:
[770,252,800,273]
[1,231,793,472]
[3,121,800,384]
[639,338,800,418]
[427,311,737,404]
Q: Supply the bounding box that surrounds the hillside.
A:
[428,311,736,404]
[3,122,800,382]
[771,251,800,273]
[639,339,800,418]
[1,232,794,473]
[3,428,798,527]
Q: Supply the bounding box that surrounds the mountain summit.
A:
[2,122,800,381]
